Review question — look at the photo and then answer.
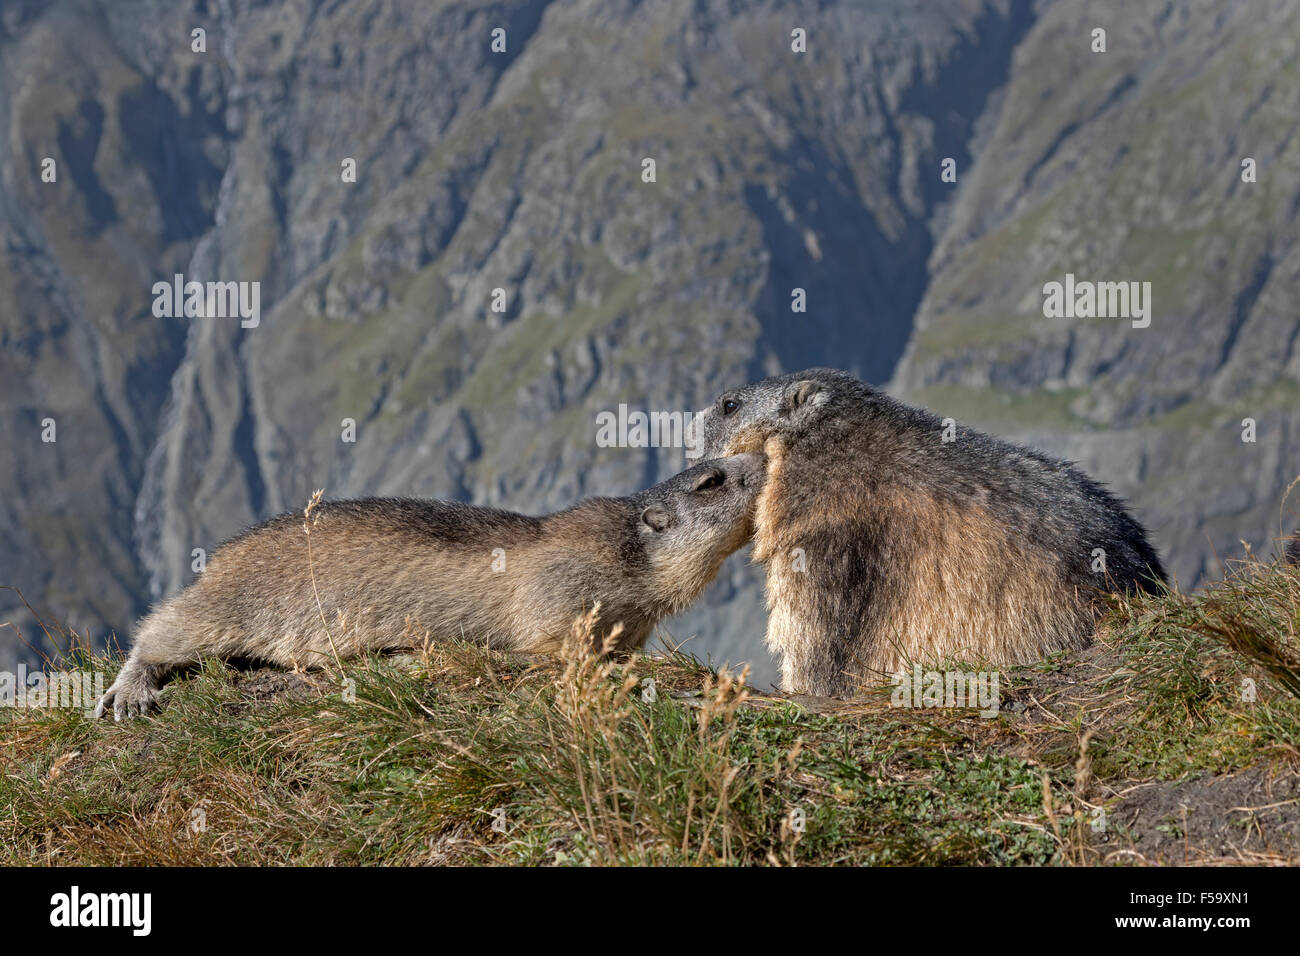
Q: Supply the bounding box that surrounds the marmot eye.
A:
[722,399,741,416]
[694,471,725,492]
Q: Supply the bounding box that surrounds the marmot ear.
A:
[783,379,827,415]
[641,504,672,532]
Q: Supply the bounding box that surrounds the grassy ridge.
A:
[3,560,1299,866]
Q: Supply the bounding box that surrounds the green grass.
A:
[4,559,1299,866]
[0,642,1058,865]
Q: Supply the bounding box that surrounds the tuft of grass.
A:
[1094,557,1300,778]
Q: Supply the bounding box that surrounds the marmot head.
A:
[697,367,861,458]
[635,452,766,610]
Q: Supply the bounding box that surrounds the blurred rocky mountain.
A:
[2,0,1297,687]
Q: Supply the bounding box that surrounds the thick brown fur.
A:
[96,454,764,718]
[701,369,1167,697]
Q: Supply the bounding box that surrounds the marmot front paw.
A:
[93,662,160,720]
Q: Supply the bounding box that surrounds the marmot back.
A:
[699,368,1166,697]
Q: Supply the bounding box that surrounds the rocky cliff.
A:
[2,0,1297,687]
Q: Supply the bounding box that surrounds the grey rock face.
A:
[2,0,1296,687]
[890,0,1300,591]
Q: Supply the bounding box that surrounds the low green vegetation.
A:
[3,559,1298,866]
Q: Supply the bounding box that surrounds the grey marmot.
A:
[95,454,765,718]
[697,368,1166,697]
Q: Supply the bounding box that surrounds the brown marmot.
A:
[95,453,765,718]
[698,368,1166,697]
